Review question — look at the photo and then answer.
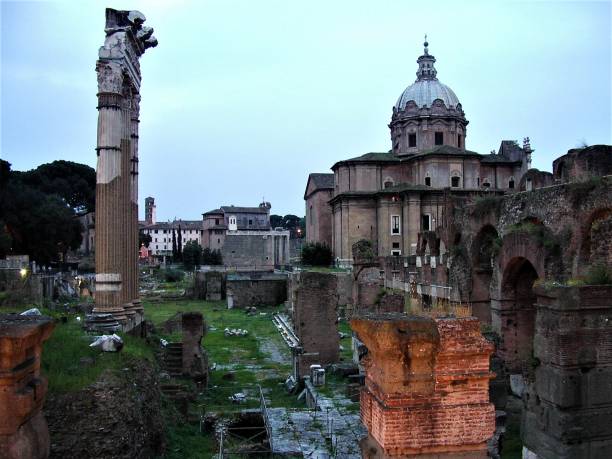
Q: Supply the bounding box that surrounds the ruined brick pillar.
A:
[0,315,55,459]
[522,285,612,458]
[92,9,156,330]
[351,313,495,458]
[293,272,339,378]
[181,312,208,384]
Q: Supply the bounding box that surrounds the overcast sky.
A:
[1,0,610,221]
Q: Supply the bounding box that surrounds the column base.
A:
[87,306,127,333]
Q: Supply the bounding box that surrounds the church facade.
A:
[305,40,535,264]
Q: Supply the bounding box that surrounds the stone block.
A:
[0,314,55,459]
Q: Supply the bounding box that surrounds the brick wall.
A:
[293,272,339,377]
[352,314,495,456]
[227,278,287,308]
[522,285,612,458]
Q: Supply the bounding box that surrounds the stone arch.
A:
[497,257,539,373]
[578,207,612,272]
[470,225,500,324]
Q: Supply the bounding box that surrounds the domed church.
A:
[304,40,535,263]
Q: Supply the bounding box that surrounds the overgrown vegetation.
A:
[161,268,185,283]
[505,221,560,254]
[472,195,503,216]
[301,242,333,266]
[568,176,603,207]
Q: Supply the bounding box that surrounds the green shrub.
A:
[584,264,612,285]
[473,195,503,217]
[163,268,184,283]
[301,242,333,266]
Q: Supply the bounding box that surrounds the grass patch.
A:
[41,317,154,393]
[501,416,522,458]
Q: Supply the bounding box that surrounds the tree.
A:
[177,224,183,260]
[16,160,95,213]
[201,248,223,265]
[283,214,305,238]
[182,240,202,270]
[171,228,177,259]
[139,231,152,248]
[301,242,333,266]
[1,178,82,264]
[270,214,283,228]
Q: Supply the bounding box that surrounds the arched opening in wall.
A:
[383,177,394,189]
[470,225,500,324]
[578,208,612,273]
[500,257,539,374]
[508,178,515,189]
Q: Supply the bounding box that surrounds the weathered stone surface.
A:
[292,272,339,378]
[521,285,612,458]
[92,8,156,331]
[181,312,208,384]
[351,314,495,457]
[0,314,55,459]
[227,275,287,308]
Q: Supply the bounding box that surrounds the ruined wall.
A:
[192,271,226,301]
[352,314,495,457]
[0,270,43,306]
[227,277,287,308]
[293,272,339,377]
[0,315,55,459]
[181,312,208,383]
[522,285,612,459]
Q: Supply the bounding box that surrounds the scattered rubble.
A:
[224,328,249,337]
[89,334,124,352]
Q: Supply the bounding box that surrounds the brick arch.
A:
[578,207,612,272]
[469,224,500,324]
[495,251,541,373]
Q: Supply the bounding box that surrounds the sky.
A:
[1,0,610,221]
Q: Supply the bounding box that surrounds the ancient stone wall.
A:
[192,271,226,301]
[227,277,287,308]
[352,314,495,457]
[181,312,208,383]
[0,315,55,459]
[522,285,612,458]
[292,272,339,378]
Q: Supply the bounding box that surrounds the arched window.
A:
[509,177,515,189]
[425,174,432,187]
[482,179,491,188]
[383,177,394,189]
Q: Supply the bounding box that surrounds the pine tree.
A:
[177,224,183,260]
[171,228,177,259]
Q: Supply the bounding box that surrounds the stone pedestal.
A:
[351,313,495,457]
[0,315,55,459]
[522,285,612,459]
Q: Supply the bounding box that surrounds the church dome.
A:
[395,79,460,110]
[394,39,461,111]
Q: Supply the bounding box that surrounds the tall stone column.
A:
[91,8,157,331]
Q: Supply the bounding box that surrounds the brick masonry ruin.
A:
[0,315,54,459]
[292,272,340,378]
[226,274,287,309]
[522,285,612,458]
[351,313,495,458]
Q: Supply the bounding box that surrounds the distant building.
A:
[202,202,290,270]
[305,40,536,264]
[140,220,202,257]
[144,196,156,225]
[304,173,334,248]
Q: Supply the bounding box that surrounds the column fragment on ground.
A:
[351,313,495,458]
[92,8,156,330]
[0,315,55,459]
